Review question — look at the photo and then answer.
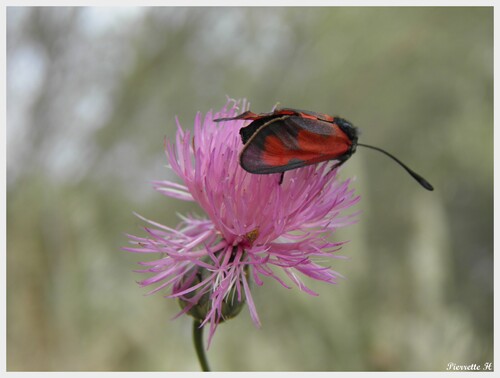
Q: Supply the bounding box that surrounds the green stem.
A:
[193,319,211,371]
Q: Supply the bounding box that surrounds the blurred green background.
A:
[7,6,493,371]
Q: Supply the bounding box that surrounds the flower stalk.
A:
[193,320,210,372]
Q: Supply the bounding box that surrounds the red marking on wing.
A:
[261,128,351,167]
[261,135,296,166]
[296,124,351,155]
[271,109,296,116]
[271,108,336,122]
[295,110,335,122]
[214,111,267,122]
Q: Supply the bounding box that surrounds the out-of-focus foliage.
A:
[7,7,492,371]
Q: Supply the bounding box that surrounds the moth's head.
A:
[335,117,358,145]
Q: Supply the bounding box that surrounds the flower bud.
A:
[176,257,248,323]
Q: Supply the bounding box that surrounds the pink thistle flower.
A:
[125,98,360,346]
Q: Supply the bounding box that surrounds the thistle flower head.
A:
[125,99,360,346]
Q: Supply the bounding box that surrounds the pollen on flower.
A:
[245,229,259,245]
[125,98,360,347]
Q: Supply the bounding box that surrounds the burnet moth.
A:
[214,108,433,191]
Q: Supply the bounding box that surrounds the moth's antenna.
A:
[357,143,434,191]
